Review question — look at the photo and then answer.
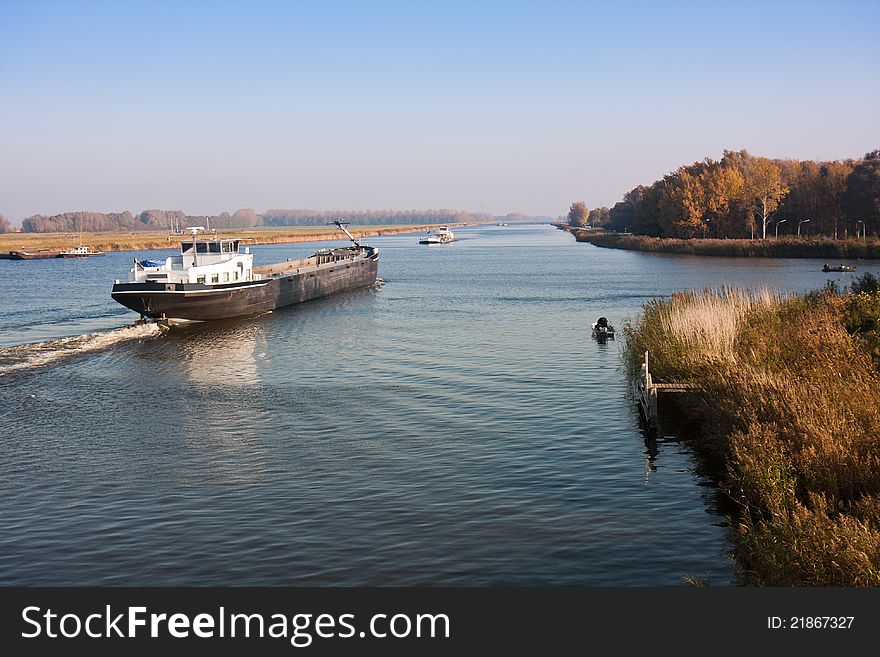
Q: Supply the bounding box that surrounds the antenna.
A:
[185,226,204,266]
[328,221,360,247]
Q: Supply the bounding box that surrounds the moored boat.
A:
[419,226,456,244]
[5,250,62,260]
[60,244,105,258]
[822,264,856,272]
[111,222,379,321]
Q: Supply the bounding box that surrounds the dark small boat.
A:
[822,264,856,273]
[592,316,615,340]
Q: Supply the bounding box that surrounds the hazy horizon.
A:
[1,0,878,221]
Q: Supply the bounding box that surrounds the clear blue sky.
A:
[1,0,878,220]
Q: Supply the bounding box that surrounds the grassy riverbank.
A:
[624,281,880,585]
[571,231,880,259]
[0,224,462,254]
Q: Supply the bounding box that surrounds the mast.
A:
[329,221,361,247]
[186,226,204,267]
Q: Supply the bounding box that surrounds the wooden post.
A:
[633,350,658,432]
[632,349,695,432]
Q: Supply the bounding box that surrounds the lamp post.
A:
[797,219,811,236]
[857,220,865,239]
[775,219,787,238]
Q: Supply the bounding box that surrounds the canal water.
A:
[0,224,870,585]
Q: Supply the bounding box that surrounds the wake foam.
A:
[0,323,162,377]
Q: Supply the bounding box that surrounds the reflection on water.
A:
[0,224,875,586]
[168,319,266,387]
[164,322,270,488]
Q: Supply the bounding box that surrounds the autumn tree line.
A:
[4,208,491,233]
[569,149,880,239]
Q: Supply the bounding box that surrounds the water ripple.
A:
[6,225,853,584]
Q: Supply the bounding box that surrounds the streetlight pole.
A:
[857,220,865,239]
[798,219,811,236]
[775,219,787,238]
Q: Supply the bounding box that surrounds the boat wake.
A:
[0,323,162,377]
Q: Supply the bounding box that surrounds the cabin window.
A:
[211,274,219,283]
[181,243,193,253]
[196,243,209,254]
[233,271,239,281]
[196,276,206,284]
[223,272,229,282]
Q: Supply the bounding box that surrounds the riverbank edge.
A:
[0,223,476,254]
[554,224,880,259]
[623,287,880,586]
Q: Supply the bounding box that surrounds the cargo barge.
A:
[111,223,379,321]
[0,250,62,260]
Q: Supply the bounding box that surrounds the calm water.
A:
[0,225,870,585]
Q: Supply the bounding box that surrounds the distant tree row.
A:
[0,213,12,233]
[572,149,880,239]
[18,208,492,233]
[261,209,489,227]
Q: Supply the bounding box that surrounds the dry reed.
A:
[625,287,880,585]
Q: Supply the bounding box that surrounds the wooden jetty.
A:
[632,351,694,432]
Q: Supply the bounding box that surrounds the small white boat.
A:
[592,317,615,340]
[497,222,508,227]
[60,244,105,258]
[419,226,456,244]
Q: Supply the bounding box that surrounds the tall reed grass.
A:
[625,287,880,585]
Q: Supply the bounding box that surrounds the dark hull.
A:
[5,251,62,260]
[592,327,615,341]
[111,251,379,320]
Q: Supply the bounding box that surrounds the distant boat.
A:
[497,222,508,227]
[60,244,105,258]
[822,264,856,272]
[419,226,456,244]
[592,317,615,341]
[3,250,62,260]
